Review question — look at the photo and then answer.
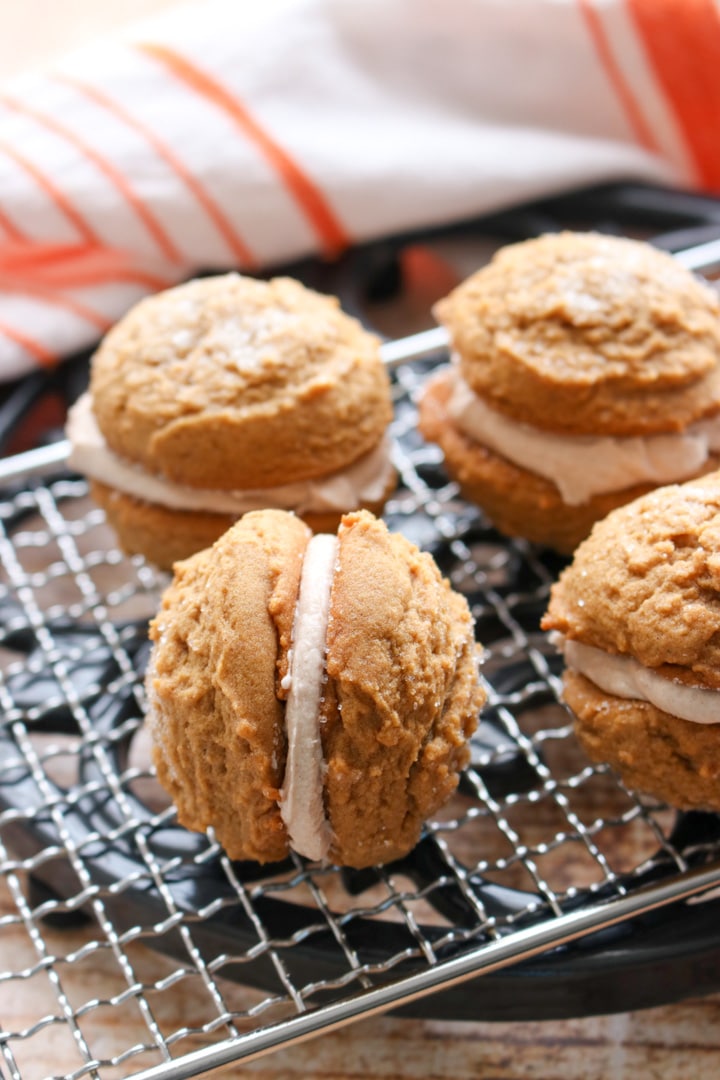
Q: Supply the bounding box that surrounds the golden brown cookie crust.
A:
[90,479,238,570]
[562,670,720,811]
[91,468,397,571]
[90,273,392,489]
[435,232,720,436]
[542,472,720,685]
[146,508,484,867]
[322,510,484,867]
[147,510,311,863]
[417,371,720,554]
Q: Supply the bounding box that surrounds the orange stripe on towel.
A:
[0,241,176,292]
[0,279,112,332]
[625,0,720,188]
[53,74,257,268]
[0,204,26,243]
[0,138,100,244]
[1,93,184,263]
[0,320,56,367]
[577,0,660,153]
[136,42,350,258]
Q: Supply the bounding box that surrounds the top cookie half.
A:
[435,231,720,435]
[89,273,392,489]
[542,471,720,687]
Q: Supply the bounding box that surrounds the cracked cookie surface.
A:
[435,231,720,435]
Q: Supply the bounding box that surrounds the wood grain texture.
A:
[3,875,720,1080]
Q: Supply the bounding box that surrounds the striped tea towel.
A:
[0,0,718,381]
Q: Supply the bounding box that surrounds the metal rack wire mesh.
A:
[3,184,720,1079]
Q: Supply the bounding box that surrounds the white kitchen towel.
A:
[0,0,718,380]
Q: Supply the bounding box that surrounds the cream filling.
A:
[445,365,720,506]
[555,635,720,725]
[66,392,394,515]
[279,533,338,861]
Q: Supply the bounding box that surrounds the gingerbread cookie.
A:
[419,232,720,553]
[542,472,720,809]
[146,509,485,867]
[68,274,395,568]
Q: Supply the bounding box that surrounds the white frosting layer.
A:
[557,635,720,725]
[66,392,394,515]
[279,533,338,860]
[446,366,720,506]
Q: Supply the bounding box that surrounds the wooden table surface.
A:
[3,868,720,1080]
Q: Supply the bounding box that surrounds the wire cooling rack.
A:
[4,186,720,1079]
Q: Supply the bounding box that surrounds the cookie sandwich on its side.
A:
[145,508,485,869]
[419,231,720,554]
[542,472,720,810]
[67,273,396,569]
